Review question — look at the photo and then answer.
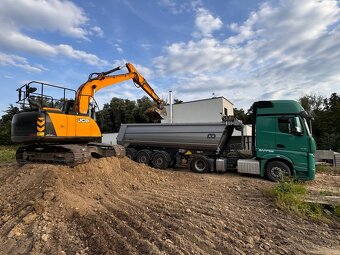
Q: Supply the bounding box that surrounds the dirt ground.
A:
[0,157,339,255]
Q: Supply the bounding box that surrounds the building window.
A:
[224,107,228,116]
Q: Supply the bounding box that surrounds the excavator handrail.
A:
[16,81,76,111]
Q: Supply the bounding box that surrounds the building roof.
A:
[170,96,234,106]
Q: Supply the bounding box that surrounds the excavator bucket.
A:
[145,105,167,120]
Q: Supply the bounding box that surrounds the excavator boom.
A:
[75,63,165,118]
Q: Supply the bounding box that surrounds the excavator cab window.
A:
[62,100,75,114]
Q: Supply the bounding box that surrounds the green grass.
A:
[334,205,340,218]
[268,179,326,221]
[316,164,338,173]
[319,190,340,197]
[0,146,17,163]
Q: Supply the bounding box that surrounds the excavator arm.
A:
[74,63,166,118]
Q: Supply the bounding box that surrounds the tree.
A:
[299,94,323,117]
[95,96,160,133]
[134,96,160,123]
[0,105,19,145]
[298,93,340,151]
[234,107,253,124]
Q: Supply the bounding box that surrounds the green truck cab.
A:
[253,100,316,181]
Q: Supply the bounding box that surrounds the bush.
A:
[334,205,340,218]
[0,146,16,163]
[269,179,325,221]
[316,164,334,173]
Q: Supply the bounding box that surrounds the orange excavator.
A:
[11,63,166,165]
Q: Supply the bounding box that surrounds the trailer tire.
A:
[265,161,291,182]
[190,156,210,173]
[126,148,138,160]
[136,150,152,165]
[152,151,170,169]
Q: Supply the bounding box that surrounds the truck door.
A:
[276,116,309,172]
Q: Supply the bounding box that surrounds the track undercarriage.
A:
[16,143,126,166]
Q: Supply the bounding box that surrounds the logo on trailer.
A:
[77,118,90,123]
[207,133,216,139]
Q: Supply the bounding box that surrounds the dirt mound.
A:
[0,158,339,255]
[0,157,167,255]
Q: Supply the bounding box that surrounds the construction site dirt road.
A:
[0,157,339,255]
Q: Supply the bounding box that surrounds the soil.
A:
[0,157,339,255]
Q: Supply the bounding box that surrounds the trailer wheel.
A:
[136,150,152,165]
[265,161,291,182]
[152,151,170,169]
[126,148,138,160]
[190,156,210,173]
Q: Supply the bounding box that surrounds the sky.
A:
[0,0,340,115]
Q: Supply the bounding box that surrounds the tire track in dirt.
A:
[124,190,260,254]
[107,207,190,255]
[101,191,192,254]
[106,192,216,255]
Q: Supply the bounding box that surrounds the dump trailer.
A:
[117,100,316,181]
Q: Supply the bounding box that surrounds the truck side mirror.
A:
[292,126,303,136]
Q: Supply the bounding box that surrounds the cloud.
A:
[91,26,104,38]
[114,44,124,54]
[141,43,152,50]
[0,0,89,39]
[154,0,340,108]
[0,53,46,73]
[57,45,109,66]
[0,31,57,56]
[158,0,202,15]
[194,8,223,37]
[0,0,108,69]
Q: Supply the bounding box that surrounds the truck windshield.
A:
[303,118,312,136]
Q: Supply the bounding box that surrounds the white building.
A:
[162,96,234,123]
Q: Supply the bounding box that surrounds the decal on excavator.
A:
[77,118,90,123]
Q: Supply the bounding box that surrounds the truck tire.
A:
[136,149,152,165]
[265,161,291,182]
[152,151,170,169]
[190,156,210,173]
[126,148,138,160]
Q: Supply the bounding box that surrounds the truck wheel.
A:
[152,152,169,169]
[126,148,138,160]
[190,156,210,173]
[136,150,152,165]
[265,161,291,182]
